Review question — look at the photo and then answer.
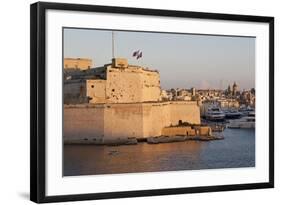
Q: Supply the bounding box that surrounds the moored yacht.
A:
[228,111,255,129]
[239,106,255,116]
[206,107,225,121]
[224,109,242,119]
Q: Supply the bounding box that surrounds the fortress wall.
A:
[64,81,85,96]
[161,126,195,136]
[64,81,87,104]
[106,67,161,103]
[103,103,144,140]
[63,105,104,140]
[86,79,106,103]
[169,102,201,125]
[142,103,171,137]
[63,101,200,141]
[64,80,107,104]
[140,70,161,102]
[106,68,143,103]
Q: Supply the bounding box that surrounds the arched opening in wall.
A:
[186,132,189,136]
[91,85,94,88]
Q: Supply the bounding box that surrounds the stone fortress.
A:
[64,58,161,104]
[64,58,206,145]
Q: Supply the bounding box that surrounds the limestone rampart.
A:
[64,101,200,143]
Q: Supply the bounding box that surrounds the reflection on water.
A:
[64,129,255,176]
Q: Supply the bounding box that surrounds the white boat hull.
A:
[206,115,225,121]
[228,122,255,129]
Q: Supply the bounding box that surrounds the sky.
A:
[64,28,255,90]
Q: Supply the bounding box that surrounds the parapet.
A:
[112,58,128,68]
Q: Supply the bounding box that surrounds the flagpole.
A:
[112,31,115,59]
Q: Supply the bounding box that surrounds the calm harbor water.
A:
[63,128,255,176]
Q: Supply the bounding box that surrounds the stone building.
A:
[64,58,200,143]
[240,90,255,106]
[64,58,93,70]
[191,87,196,96]
[64,58,161,104]
[217,99,240,109]
[225,82,239,97]
[232,82,239,96]
[226,85,232,96]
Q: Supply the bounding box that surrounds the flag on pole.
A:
[132,50,142,59]
[132,50,139,57]
[137,52,142,59]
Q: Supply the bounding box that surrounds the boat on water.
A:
[205,107,225,121]
[228,111,255,129]
[210,124,226,132]
[239,106,255,116]
[224,109,242,119]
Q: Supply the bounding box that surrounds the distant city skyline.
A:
[64,28,255,90]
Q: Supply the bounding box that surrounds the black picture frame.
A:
[30,1,274,203]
